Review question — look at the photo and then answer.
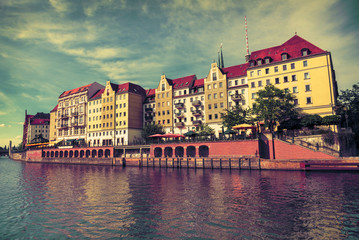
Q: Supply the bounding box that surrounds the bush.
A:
[322,130,336,146]
[322,115,341,126]
[301,114,322,129]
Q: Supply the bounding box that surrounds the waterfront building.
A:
[26,112,50,144]
[22,110,34,148]
[246,35,337,116]
[56,82,104,143]
[87,81,146,146]
[143,89,156,125]
[49,105,58,142]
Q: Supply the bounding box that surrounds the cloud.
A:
[63,47,130,59]
[49,0,69,12]
[84,0,127,16]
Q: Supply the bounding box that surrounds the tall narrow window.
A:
[212,73,217,80]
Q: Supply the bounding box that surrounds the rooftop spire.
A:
[245,16,250,63]
[220,43,224,68]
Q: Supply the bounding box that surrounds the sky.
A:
[0,0,358,147]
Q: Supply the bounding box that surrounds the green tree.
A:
[221,105,251,129]
[141,123,165,140]
[198,123,214,136]
[322,115,341,126]
[300,114,322,129]
[252,85,297,133]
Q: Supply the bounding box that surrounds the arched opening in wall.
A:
[175,146,184,157]
[51,151,54,158]
[46,151,50,158]
[42,151,45,157]
[55,151,58,158]
[86,150,90,158]
[105,149,111,158]
[80,150,84,158]
[60,151,63,158]
[74,150,79,158]
[69,150,73,158]
[186,146,196,157]
[199,145,209,157]
[98,149,104,158]
[154,147,162,158]
[64,151,68,158]
[164,147,173,157]
[92,150,97,158]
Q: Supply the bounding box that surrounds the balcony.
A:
[192,120,202,126]
[72,111,79,116]
[192,109,202,117]
[175,112,184,119]
[192,100,201,107]
[175,102,184,109]
[60,123,69,128]
[231,93,243,102]
[72,122,78,127]
[145,107,153,112]
[61,114,69,118]
[145,115,153,121]
[175,122,185,128]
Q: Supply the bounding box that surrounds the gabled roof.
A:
[59,83,93,98]
[50,104,58,112]
[89,88,105,101]
[146,88,156,97]
[116,82,146,96]
[222,63,249,78]
[30,119,49,125]
[193,78,204,87]
[249,35,325,64]
[172,75,196,89]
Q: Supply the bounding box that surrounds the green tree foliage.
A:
[300,114,322,129]
[141,123,165,140]
[221,105,251,129]
[252,85,297,132]
[322,115,341,126]
[198,123,214,136]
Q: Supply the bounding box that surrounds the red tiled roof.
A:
[116,82,146,95]
[172,75,196,89]
[193,78,204,87]
[222,63,249,78]
[31,119,49,125]
[89,88,105,100]
[249,35,325,64]
[59,83,93,98]
[146,88,156,96]
[50,104,58,112]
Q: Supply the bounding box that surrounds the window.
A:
[214,93,217,99]
[209,114,212,120]
[208,104,211,110]
[275,78,280,84]
[208,85,211,90]
[265,68,269,74]
[214,114,218,119]
[241,79,245,84]
[219,82,223,88]
[305,84,311,92]
[251,82,255,88]
[220,102,224,108]
[208,94,211,100]
[306,97,312,104]
[241,89,245,94]
[258,80,262,87]
[284,88,289,93]
[184,90,187,95]
[294,99,298,105]
[257,59,262,65]
[220,92,224,98]
[257,70,261,76]
[293,86,298,93]
[304,72,310,79]
[213,73,217,80]
[213,83,217,89]
[266,79,270,86]
[274,67,278,72]
[235,80,238,85]
[265,58,270,64]
[228,81,232,87]
[292,75,297,81]
[251,93,256,99]
[281,53,288,60]
[283,65,287,71]
[291,63,295,69]
[302,49,308,56]
[303,60,308,67]
[250,71,254,77]
[284,76,288,83]
[214,103,218,109]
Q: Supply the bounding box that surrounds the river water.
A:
[1,157,359,239]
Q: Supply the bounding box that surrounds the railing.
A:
[145,107,153,112]
[231,93,243,101]
[61,114,69,118]
[72,112,79,116]
[192,100,201,107]
[176,122,185,128]
[192,109,202,116]
[193,120,202,126]
[175,112,184,118]
[175,103,184,109]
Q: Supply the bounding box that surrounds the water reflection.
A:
[0,158,358,239]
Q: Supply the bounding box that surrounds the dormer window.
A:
[301,48,310,56]
[257,59,263,65]
[281,53,288,61]
[264,57,271,64]
[249,60,255,67]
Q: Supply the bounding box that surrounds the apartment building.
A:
[49,105,58,142]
